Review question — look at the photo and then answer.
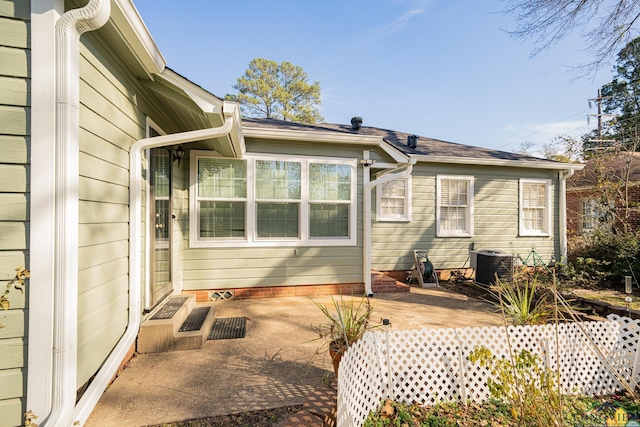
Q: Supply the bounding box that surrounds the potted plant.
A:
[311,294,376,379]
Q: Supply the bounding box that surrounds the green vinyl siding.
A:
[76,36,143,388]
[183,247,363,289]
[371,164,559,271]
[181,141,365,290]
[0,47,28,78]
[75,22,206,387]
[0,338,24,370]
[0,0,29,424]
[0,1,29,20]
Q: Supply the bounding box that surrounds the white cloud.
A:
[386,9,426,31]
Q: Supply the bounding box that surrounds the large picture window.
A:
[519,178,551,236]
[190,152,357,247]
[377,178,411,221]
[436,175,474,237]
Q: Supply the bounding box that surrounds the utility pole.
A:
[588,89,616,149]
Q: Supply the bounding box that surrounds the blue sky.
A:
[133,0,612,156]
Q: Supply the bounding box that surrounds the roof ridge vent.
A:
[408,135,418,149]
[351,116,363,130]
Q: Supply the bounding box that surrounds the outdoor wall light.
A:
[173,145,185,165]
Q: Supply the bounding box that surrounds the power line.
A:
[497,107,593,151]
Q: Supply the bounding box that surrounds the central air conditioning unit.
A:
[471,249,514,286]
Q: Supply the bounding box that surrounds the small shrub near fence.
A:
[336,314,640,427]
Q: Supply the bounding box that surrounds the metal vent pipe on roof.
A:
[351,116,363,130]
[408,135,418,148]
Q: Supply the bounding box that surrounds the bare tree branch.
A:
[503,0,640,75]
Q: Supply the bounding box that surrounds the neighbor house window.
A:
[519,179,551,236]
[436,175,474,237]
[377,177,411,221]
[580,198,610,233]
[190,151,357,247]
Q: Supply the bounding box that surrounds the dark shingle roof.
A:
[242,117,560,164]
[568,152,640,188]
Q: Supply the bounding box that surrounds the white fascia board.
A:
[243,126,384,145]
[412,154,585,171]
[158,68,224,115]
[380,141,409,163]
[110,0,165,76]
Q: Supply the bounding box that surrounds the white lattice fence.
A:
[337,315,640,427]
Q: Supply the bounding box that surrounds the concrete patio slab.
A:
[85,286,502,426]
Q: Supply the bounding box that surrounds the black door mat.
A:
[151,296,188,320]
[179,306,211,332]
[208,317,247,340]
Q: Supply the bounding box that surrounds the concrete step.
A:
[137,294,216,353]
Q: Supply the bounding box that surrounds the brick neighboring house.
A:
[566,152,640,236]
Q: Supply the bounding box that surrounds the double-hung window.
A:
[377,177,411,221]
[197,157,247,239]
[309,162,352,238]
[190,151,356,247]
[519,179,551,236]
[436,175,474,237]
[255,160,301,239]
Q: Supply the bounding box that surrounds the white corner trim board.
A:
[28,0,62,420]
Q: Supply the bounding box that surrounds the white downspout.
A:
[69,119,235,426]
[558,168,575,261]
[363,156,416,295]
[48,1,110,426]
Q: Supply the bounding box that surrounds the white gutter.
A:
[558,168,575,261]
[363,156,416,295]
[413,154,585,171]
[69,117,235,426]
[48,0,110,426]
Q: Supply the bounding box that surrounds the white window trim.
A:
[519,178,552,237]
[376,176,412,222]
[436,175,474,237]
[189,150,357,247]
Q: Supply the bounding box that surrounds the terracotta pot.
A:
[329,346,343,379]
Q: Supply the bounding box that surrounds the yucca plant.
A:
[486,276,553,326]
[311,294,375,354]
